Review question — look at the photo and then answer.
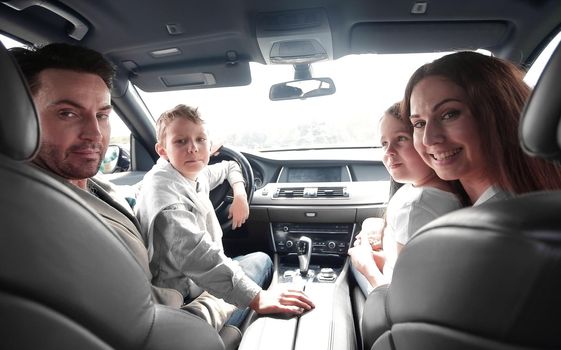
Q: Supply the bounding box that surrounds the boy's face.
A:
[156,117,210,180]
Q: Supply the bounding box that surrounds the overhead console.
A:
[256,8,333,65]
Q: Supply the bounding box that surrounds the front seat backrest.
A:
[361,42,561,350]
[0,41,224,350]
[520,38,561,161]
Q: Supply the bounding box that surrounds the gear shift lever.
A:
[297,236,312,276]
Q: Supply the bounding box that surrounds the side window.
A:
[0,33,24,48]
[524,30,561,87]
[100,111,132,174]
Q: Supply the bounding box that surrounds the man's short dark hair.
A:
[10,43,115,94]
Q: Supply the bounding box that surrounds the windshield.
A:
[136,52,451,151]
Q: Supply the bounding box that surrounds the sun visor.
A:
[128,60,251,92]
[350,21,510,54]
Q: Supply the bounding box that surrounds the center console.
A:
[271,222,353,256]
[239,224,358,350]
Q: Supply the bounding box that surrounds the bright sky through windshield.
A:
[139,53,453,151]
[2,32,557,152]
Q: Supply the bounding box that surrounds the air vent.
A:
[275,187,305,198]
[274,186,348,198]
[317,187,348,198]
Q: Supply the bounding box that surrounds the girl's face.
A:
[379,113,435,186]
[409,76,488,186]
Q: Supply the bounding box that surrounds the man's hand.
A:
[229,182,249,229]
[249,287,315,315]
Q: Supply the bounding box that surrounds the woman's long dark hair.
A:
[402,51,561,194]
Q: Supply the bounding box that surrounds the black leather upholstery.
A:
[364,195,561,350]
[0,41,224,349]
[362,42,561,350]
[0,41,39,161]
[520,40,561,161]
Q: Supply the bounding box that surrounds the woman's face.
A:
[379,113,434,185]
[409,76,488,185]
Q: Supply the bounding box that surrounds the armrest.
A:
[145,305,224,350]
[361,284,391,350]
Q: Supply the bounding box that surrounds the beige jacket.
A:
[39,169,233,330]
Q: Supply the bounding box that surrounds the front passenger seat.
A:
[0,41,224,349]
[361,42,561,349]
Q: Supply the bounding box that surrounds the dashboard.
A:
[245,148,390,207]
[241,147,390,259]
[105,147,391,259]
[279,165,349,183]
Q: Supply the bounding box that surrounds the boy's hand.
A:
[229,182,249,229]
[249,286,315,315]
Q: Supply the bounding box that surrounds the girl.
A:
[349,102,463,295]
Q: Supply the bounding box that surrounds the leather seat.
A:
[0,41,224,349]
[361,43,561,349]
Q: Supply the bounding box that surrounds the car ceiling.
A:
[1,0,561,92]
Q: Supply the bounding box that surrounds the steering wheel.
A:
[209,145,255,233]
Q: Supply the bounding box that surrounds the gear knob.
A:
[297,236,312,276]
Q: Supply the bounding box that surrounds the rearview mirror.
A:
[269,77,336,101]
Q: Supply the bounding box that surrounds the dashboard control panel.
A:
[272,223,353,256]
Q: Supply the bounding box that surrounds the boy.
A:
[136,104,314,330]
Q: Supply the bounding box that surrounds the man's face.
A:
[32,69,112,180]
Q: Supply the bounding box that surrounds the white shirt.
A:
[473,185,513,206]
[383,184,462,276]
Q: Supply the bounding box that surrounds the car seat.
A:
[0,41,224,349]
[361,42,561,349]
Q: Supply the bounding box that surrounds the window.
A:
[524,31,561,87]
[0,33,24,48]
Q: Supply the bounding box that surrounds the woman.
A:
[403,51,561,205]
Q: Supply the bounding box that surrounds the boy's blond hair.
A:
[156,104,205,144]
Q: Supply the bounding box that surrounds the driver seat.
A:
[0,41,224,349]
[361,43,561,349]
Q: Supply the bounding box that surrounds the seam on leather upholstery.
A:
[388,331,396,350]
[141,307,157,349]
[384,286,392,331]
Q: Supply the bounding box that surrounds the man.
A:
[10,43,314,332]
[11,43,184,308]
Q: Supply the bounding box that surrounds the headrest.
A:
[520,41,561,161]
[0,41,39,161]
